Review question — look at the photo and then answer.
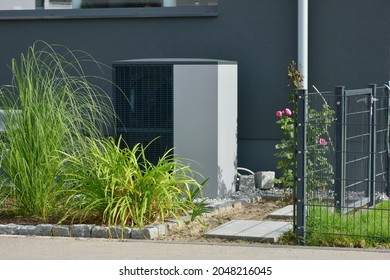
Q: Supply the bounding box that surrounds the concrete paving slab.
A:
[268,205,293,219]
[204,220,292,243]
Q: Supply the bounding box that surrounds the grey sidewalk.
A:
[0,235,389,260]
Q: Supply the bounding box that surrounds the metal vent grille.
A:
[114,63,173,164]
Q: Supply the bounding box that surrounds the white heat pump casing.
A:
[173,63,237,198]
[113,59,237,198]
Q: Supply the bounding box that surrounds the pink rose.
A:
[284,108,292,116]
[318,138,328,146]
[276,110,283,117]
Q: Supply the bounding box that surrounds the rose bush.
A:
[274,61,334,191]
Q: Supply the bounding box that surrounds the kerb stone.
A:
[91,226,109,238]
[16,225,37,236]
[131,227,159,240]
[52,225,70,237]
[108,226,132,239]
[70,224,93,238]
[36,224,53,236]
[0,224,19,235]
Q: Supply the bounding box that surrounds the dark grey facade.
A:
[0,0,390,175]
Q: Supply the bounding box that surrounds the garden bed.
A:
[0,189,290,240]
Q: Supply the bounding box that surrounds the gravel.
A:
[199,174,389,208]
[310,189,389,202]
[198,175,293,208]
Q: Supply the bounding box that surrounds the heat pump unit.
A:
[113,58,237,198]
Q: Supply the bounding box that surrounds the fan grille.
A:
[114,63,173,164]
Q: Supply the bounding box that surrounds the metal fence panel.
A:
[296,84,390,245]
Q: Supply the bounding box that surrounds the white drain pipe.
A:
[298,0,308,89]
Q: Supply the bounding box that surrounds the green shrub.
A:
[60,136,208,228]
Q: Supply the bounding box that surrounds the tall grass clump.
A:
[0,41,112,221]
[61,136,208,228]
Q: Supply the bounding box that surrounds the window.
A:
[0,0,218,10]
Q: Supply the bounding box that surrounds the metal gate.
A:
[295,84,390,244]
[335,85,375,211]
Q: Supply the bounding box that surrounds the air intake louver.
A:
[114,64,173,164]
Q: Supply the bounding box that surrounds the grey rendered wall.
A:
[0,0,296,177]
[309,0,390,90]
[3,1,389,180]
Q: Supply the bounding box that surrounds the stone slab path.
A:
[204,205,293,243]
[268,205,294,219]
[204,220,292,242]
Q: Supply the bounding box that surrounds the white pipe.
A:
[298,0,308,89]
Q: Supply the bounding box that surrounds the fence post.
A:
[369,83,377,207]
[296,89,307,245]
[335,86,346,211]
[386,82,390,197]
